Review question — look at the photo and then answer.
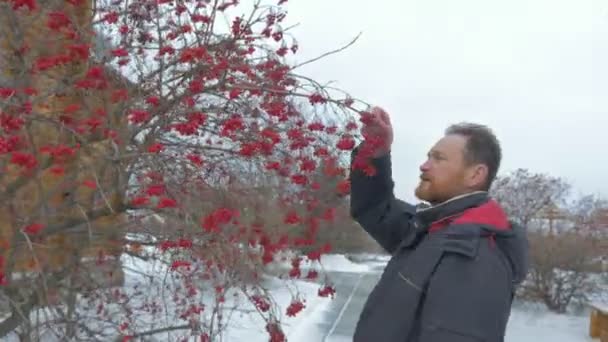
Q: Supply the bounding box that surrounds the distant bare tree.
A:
[567,195,608,234]
[491,169,607,313]
[491,168,571,227]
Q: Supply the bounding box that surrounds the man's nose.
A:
[419,159,431,172]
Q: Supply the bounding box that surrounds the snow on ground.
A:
[3,246,335,341]
[308,254,372,273]
[507,302,594,342]
[121,248,336,341]
[214,253,372,340]
[221,278,332,341]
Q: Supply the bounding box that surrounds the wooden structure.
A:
[536,202,570,234]
[590,302,608,342]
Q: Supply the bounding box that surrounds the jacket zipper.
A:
[398,271,422,292]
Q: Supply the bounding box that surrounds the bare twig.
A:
[291,32,362,70]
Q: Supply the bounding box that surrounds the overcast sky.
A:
[278,0,608,202]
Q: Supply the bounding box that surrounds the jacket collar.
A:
[415,191,489,227]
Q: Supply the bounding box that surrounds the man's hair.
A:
[445,122,502,190]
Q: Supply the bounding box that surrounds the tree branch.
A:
[18,203,128,242]
[290,32,362,70]
[116,324,191,341]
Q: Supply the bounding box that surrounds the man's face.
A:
[415,134,485,204]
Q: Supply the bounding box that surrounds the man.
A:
[349,107,529,342]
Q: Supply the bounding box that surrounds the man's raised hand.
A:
[360,106,394,158]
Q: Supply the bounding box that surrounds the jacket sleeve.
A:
[349,145,416,254]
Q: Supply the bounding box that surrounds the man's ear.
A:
[467,164,489,189]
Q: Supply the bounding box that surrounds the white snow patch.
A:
[120,251,335,341]
[309,254,372,273]
[222,279,333,341]
[506,303,595,342]
[590,301,608,314]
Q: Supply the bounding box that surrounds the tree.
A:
[0,0,378,339]
[521,229,600,313]
[491,168,570,227]
[567,194,608,234]
[492,169,604,313]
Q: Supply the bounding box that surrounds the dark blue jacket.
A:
[350,149,529,342]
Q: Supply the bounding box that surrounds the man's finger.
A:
[369,107,382,125]
[362,124,370,137]
[369,107,386,125]
[362,124,381,138]
[374,107,390,126]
